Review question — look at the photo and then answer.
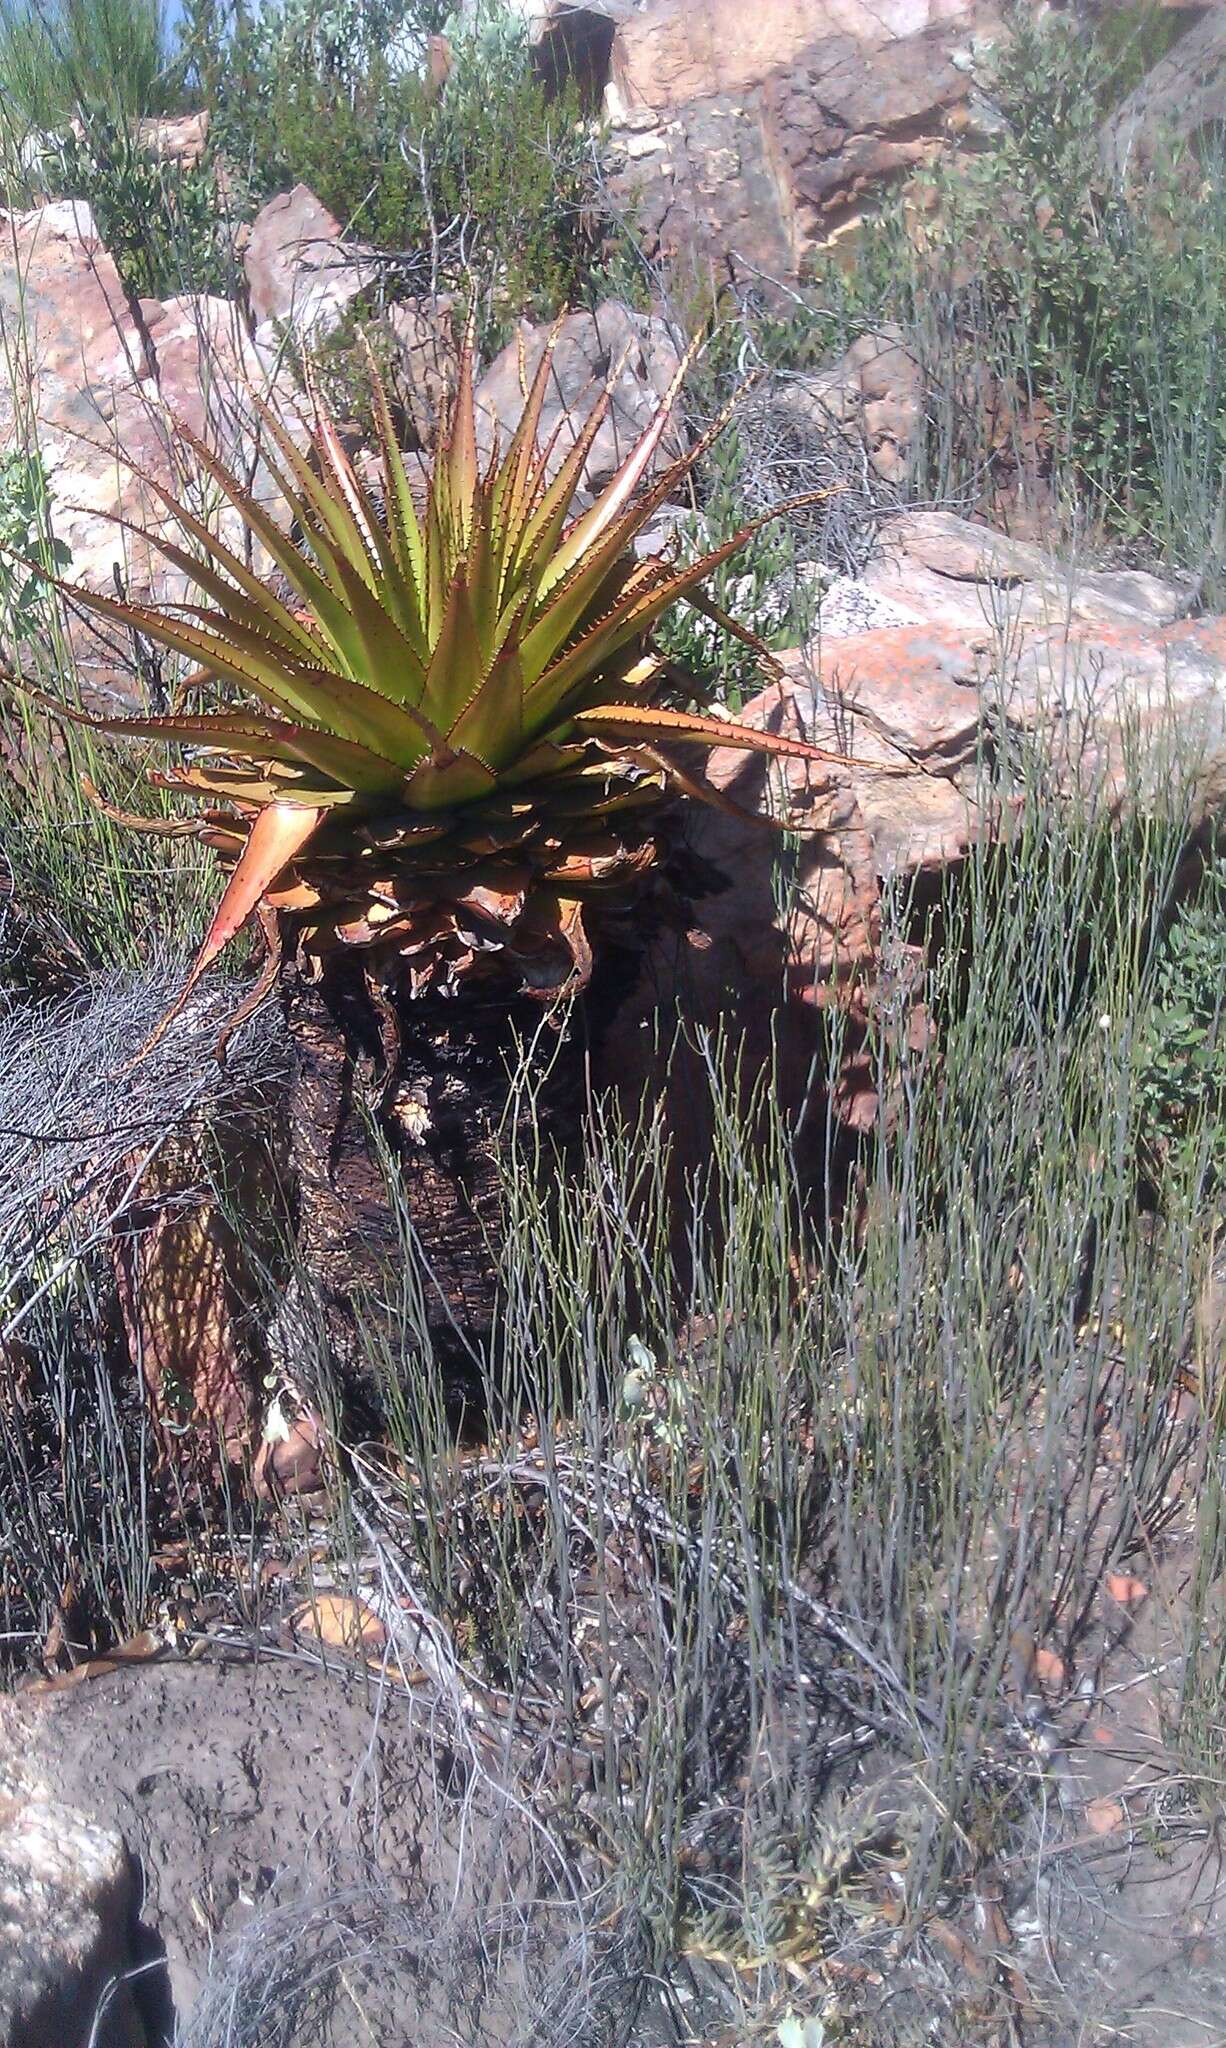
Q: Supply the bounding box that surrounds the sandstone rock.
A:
[133,110,211,168]
[38,288,303,628]
[774,324,922,483]
[817,510,1196,640]
[244,183,379,346]
[609,514,1226,1135]
[606,94,801,287]
[0,202,308,694]
[744,515,1225,897]
[609,0,981,112]
[473,299,684,495]
[1103,8,1226,176]
[603,0,999,279]
[0,201,148,440]
[762,28,973,251]
[0,1781,144,2048]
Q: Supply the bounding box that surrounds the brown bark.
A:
[280,960,584,1413]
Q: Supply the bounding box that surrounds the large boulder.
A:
[721,511,1223,899]
[0,1772,144,2048]
[0,1657,578,2042]
[0,200,148,447]
[608,0,982,111]
[472,299,685,497]
[0,201,307,694]
[244,182,380,348]
[601,0,1003,282]
[816,508,1197,639]
[602,512,1226,1140]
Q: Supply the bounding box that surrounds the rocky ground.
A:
[0,1654,582,2048]
[5,1517,1226,2048]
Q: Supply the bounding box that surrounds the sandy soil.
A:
[1,1651,597,2048]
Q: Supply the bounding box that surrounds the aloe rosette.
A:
[15,318,855,1035]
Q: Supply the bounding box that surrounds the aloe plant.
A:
[20,320,851,1044]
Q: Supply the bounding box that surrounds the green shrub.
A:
[181,0,609,341]
[0,1,228,293]
[51,114,236,297]
[1137,858,1226,1187]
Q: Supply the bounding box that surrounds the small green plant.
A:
[51,114,234,297]
[653,412,813,703]
[0,450,69,645]
[1137,859,1226,1186]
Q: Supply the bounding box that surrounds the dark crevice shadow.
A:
[128,1852,177,2047]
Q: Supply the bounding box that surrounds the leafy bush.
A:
[1137,858,1226,1186]
[0,0,228,293]
[51,115,236,297]
[0,451,69,646]
[181,0,608,339]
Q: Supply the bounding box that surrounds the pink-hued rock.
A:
[244,183,378,344]
[760,28,973,253]
[0,202,307,694]
[604,510,1226,1138]
[473,300,684,498]
[754,512,1223,882]
[609,0,982,112]
[0,200,148,432]
[773,324,923,483]
[134,109,211,167]
[603,0,1002,280]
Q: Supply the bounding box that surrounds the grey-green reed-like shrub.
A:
[308,729,1225,2014]
[0,0,174,131]
[804,8,1226,590]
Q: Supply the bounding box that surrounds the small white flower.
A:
[262,1393,292,1445]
